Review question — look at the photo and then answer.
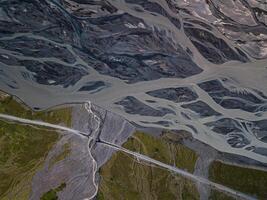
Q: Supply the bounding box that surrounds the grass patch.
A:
[209,161,267,199]
[98,131,199,200]
[123,131,198,173]
[98,150,199,200]
[0,96,72,126]
[0,121,60,199]
[41,182,66,200]
[0,92,72,199]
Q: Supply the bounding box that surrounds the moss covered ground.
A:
[124,131,198,173]
[0,121,59,199]
[40,182,66,200]
[97,131,200,200]
[98,150,199,200]
[0,95,72,126]
[0,92,72,199]
[209,161,267,199]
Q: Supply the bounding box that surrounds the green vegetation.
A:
[0,95,72,126]
[97,131,199,200]
[98,150,199,200]
[123,131,198,173]
[41,182,66,200]
[0,121,60,199]
[0,92,73,199]
[209,161,267,199]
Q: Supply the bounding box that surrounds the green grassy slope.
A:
[209,161,267,199]
[0,92,72,199]
[98,131,199,200]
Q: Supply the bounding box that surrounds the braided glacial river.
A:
[1,0,267,198]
